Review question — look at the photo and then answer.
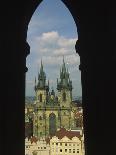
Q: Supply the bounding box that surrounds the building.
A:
[25,108,33,138]
[25,136,50,155]
[33,58,78,138]
[50,128,83,155]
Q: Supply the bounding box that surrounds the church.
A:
[33,58,78,138]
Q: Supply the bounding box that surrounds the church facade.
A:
[33,58,78,138]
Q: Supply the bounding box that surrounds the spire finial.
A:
[40,58,44,74]
[48,79,49,86]
[35,77,36,85]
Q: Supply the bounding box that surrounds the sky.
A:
[26,0,82,99]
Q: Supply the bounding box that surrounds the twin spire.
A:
[35,57,72,91]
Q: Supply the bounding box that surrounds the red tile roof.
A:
[45,137,50,144]
[30,136,38,143]
[55,128,81,140]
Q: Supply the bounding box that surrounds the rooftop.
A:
[55,128,81,140]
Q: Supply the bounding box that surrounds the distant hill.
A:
[72,96,82,107]
[72,96,82,102]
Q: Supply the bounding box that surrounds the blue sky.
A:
[26,0,82,98]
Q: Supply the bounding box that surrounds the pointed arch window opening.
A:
[39,93,42,102]
[26,0,83,154]
[63,92,66,101]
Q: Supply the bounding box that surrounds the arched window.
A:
[40,94,42,102]
[63,92,66,101]
[26,0,82,154]
[39,116,42,120]
[49,113,56,136]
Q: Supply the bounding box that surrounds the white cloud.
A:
[66,54,80,65]
[40,31,59,41]
[30,31,79,66]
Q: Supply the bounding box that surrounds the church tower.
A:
[57,57,73,108]
[34,60,49,107]
[33,60,49,138]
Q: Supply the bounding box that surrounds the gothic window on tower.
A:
[26,0,83,153]
[39,116,42,120]
[40,93,42,102]
[40,132,42,136]
[63,92,66,101]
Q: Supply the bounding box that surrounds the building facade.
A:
[25,137,50,155]
[33,58,78,138]
[50,128,83,155]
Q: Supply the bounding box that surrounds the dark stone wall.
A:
[0,0,116,155]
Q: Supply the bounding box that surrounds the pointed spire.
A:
[57,78,58,84]
[63,55,65,66]
[62,56,66,73]
[48,79,49,87]
[35,77,36,85]
[60,67,62,78]
[38,71,39,80]
[40,59,43,72]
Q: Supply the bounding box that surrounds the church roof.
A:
[55,128,81,140]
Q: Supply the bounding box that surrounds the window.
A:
[63,92,66,101]
[73,144,75,146]
[39,116,42,120]
[26,1,83,155]
[73,149,75,153]
[77,150,79,153]
[44,147,46,149]
[60,149,62,152]
[65,149,67,152]
[69,149,71,153]
[40,93,42,102]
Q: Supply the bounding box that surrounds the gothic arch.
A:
[49,113,56,136]
[25,0,80,59]
[2,1,116,155]
[63,92,66,101]
[39,93,42,102]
